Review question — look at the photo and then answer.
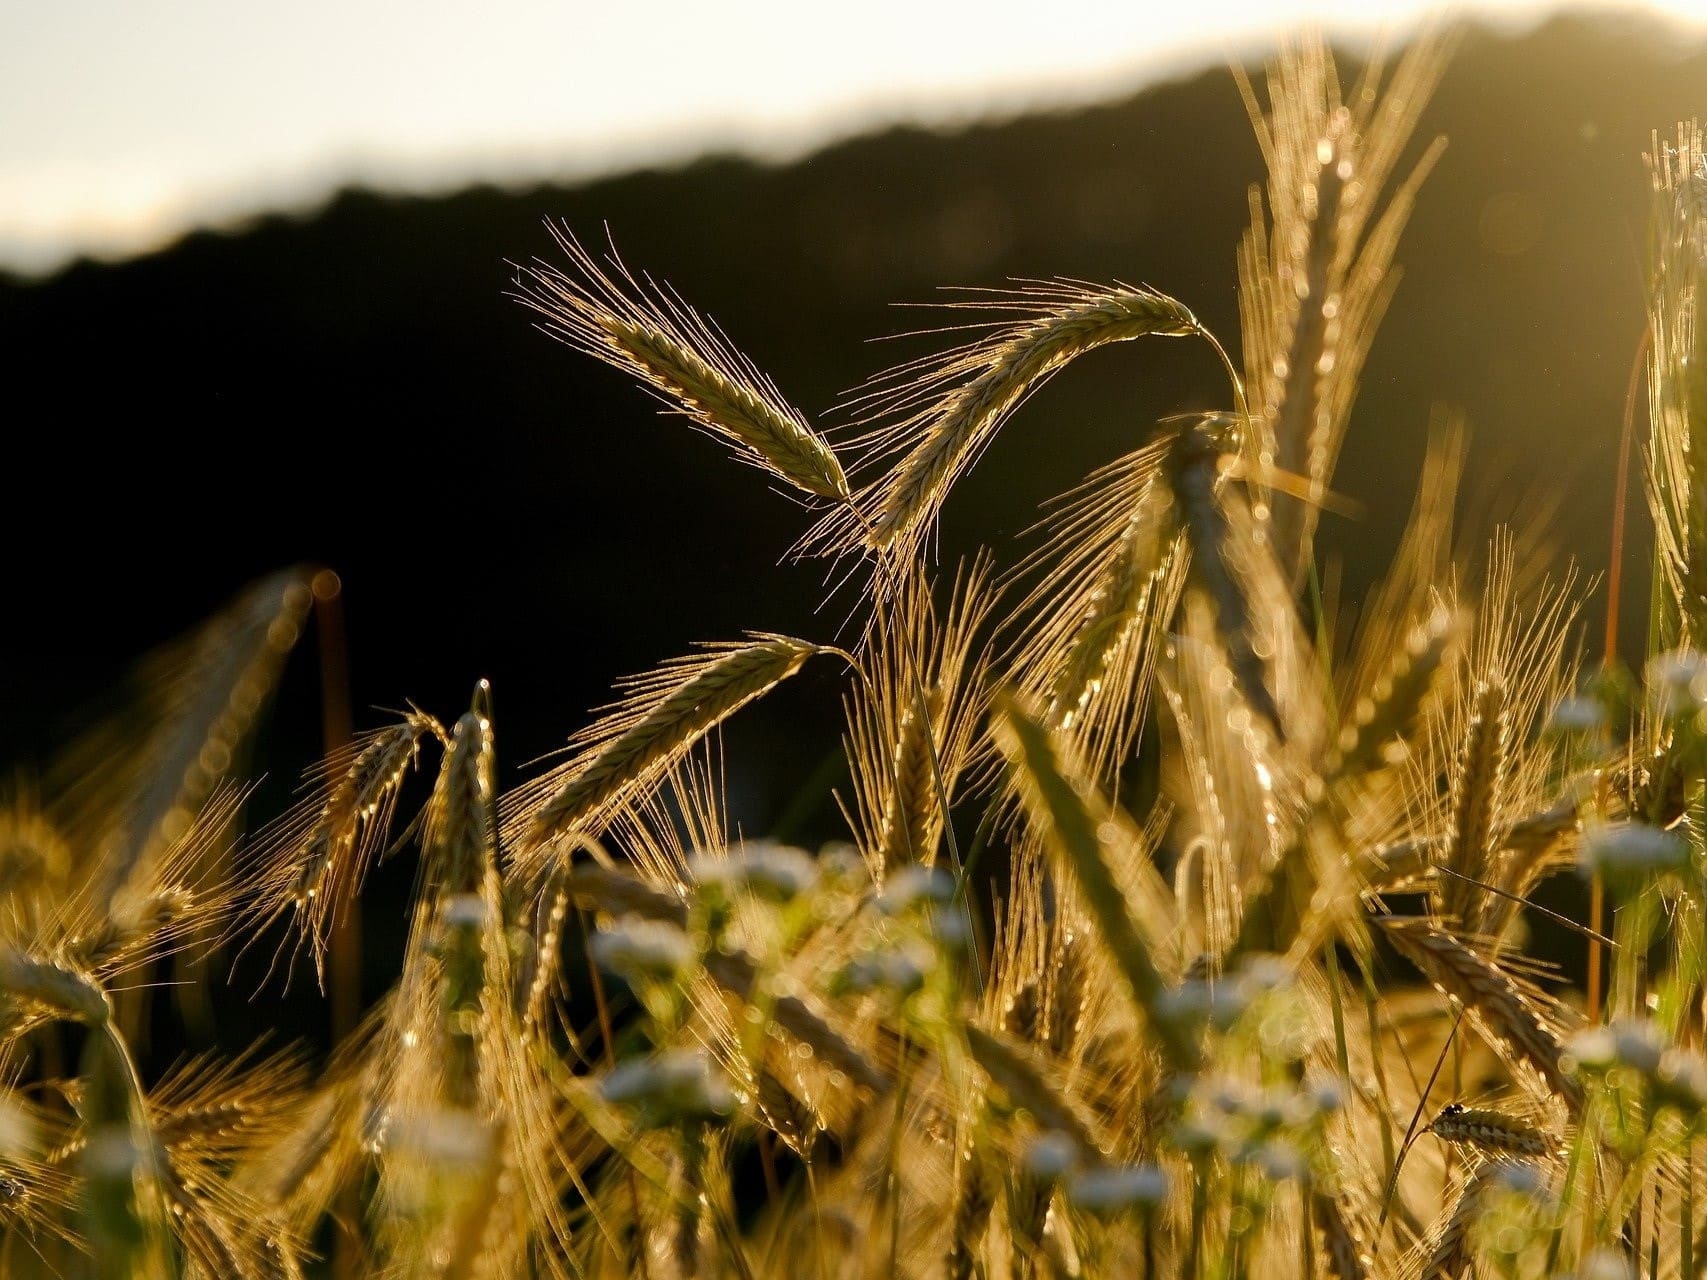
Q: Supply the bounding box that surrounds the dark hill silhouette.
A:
[4,11,1703,833]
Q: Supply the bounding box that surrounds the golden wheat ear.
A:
[1378,917,1582,1114]
[504,634,833,872]
[374,693,574,1279]
[45,568,314,901]
[802,278,1226,571]
[243,709,443,982]
[1237,32,1448,585]
[998,435,1185,791]
[841,557,998,882]
[991,693,1200,1074]
[511,222,850,504]
[1644,121,1707,640]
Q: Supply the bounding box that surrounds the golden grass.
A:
[6,31,1707,1280]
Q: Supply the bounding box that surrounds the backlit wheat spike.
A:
[233,1019,382,1238]
[1237,33,1447,582]
[948,1127,998,1280]
[0,1096,81,1259]
[517,861,571,1040]
[0,791,72,914]
[1360,835,1440,894]
[1167,416,1285,739]
[1330,605,1459,781]
[1047,925,1093,1059]
[153,1131,310,1280]
[1379,918,1583,1112]
[807,279,1208,567]
[512,223,850,502]
[247,710,439,975]
[603,747,729,892]
[992,694,1199,1071]
[964,1026,1099,1156]
[1336,417,1464,715]
[0,786,249,1004]
[1426,1103,1557,1160]
[1436,677,1510,924]
[987,854,1101,1061]
[424,703,500,1110]
[511,634,827,865]
[877,682,945,871]
[1420,1163,1500,1280]
[50,568,314,897]
[392,699,576,1279]
[1645,121,1707,636]
[0,948,112,1032]
[1423,539,1587,934]
[843,559,995,880]
[1046,510,1167,731]
[1311,1186,1370,1280]
[1003,436,1188,784]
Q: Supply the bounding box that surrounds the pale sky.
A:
[2,1,1703,277]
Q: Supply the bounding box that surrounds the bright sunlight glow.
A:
[1,0,1703,277]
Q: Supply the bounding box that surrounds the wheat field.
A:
[3,31,1707,1280]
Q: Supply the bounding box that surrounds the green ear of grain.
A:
[991,693,1198,1071]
